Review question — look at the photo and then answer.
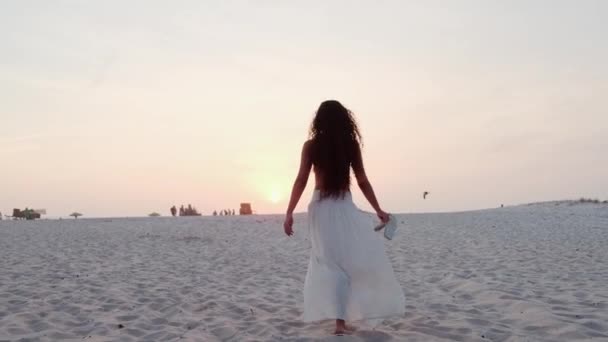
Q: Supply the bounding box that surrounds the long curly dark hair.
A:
[309,100,362,199]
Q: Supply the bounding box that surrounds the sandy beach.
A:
[1,202,607,341]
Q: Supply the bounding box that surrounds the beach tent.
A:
[239,203,253,215]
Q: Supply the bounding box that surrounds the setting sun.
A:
[269,189,282,204]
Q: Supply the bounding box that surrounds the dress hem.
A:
[302,310,405,323]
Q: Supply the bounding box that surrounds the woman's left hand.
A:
[283,214,294,236]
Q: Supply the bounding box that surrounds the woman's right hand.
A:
[376,209,390,223]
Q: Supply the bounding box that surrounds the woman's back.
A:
[308,100,362,198]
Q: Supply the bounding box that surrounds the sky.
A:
[1,0,607,217]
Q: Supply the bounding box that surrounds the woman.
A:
[283,100,405,335]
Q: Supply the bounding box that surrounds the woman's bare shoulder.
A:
[303,139,314,151]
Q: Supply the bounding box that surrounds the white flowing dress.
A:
[303,190,405,322]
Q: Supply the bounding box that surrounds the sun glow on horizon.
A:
[269,188,282,204]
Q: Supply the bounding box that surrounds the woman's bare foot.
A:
[334,319,348,335]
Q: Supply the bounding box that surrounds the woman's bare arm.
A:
[283,141,313,235]
[352,144,389,222]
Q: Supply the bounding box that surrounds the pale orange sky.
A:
[1,1,607,217]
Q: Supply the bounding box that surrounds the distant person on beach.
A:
[283,100,404,335]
